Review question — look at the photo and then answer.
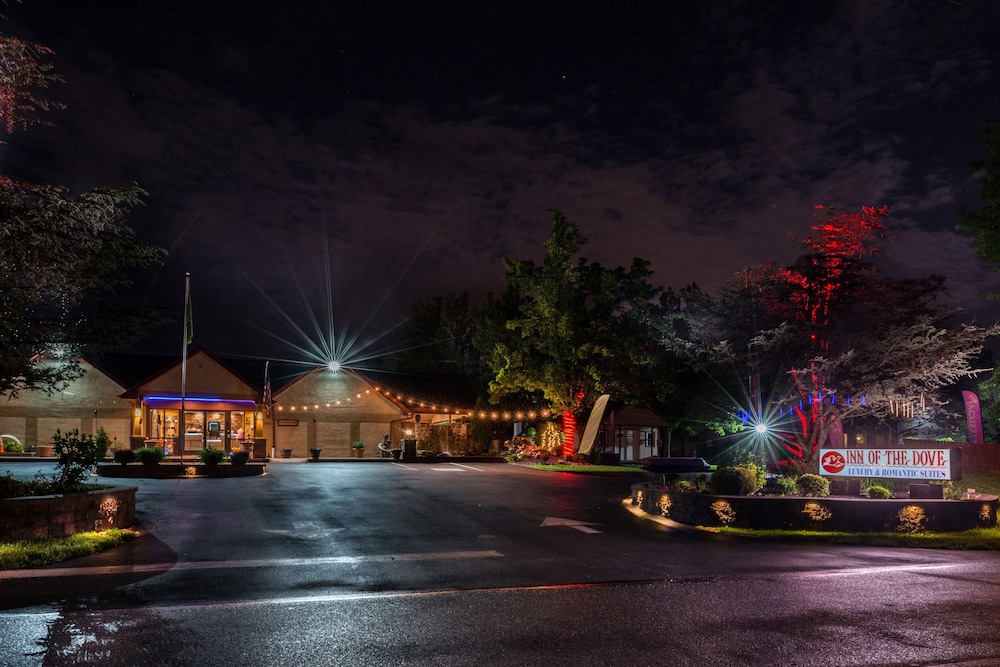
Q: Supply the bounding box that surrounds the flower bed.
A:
[631,482,998,533]
[97,464,265,479]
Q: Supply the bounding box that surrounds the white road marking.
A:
[0,549,505,581]
[540,517,602,533]
[263,521,344,539]
[797,563,962,578]
[448,462,484,471]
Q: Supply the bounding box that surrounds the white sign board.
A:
[819,448,955,480]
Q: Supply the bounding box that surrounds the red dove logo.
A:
[821,451,845,474]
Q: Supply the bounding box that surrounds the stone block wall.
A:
[0,485,136,540]
[631,483,998,533]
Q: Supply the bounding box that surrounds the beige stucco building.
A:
[0,349,478,459]
[0,353,132,450]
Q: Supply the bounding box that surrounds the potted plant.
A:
[391,447,402,461]
[197,447,226,466]
[352,440,365,458]
[230,450,251,465]
[308,447,321,461]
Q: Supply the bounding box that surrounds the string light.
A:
[270,384,553,422]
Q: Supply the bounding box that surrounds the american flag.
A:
[263,361,272,416]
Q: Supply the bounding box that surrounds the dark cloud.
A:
[4,0,1000,357]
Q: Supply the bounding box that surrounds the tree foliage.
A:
[678,206,997,461]
[958,118,1000,286]
[0,18,166,397]
[485,210,663,417]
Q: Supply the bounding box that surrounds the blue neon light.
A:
[144,395,257,406]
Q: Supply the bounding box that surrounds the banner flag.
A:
[577,394,610,456]
[963,390,984,444]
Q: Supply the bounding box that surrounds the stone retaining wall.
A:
[0,485,136,540]
[631,483,998,533]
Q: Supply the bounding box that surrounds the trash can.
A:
[253,438,267,459]
[402,439,417,462]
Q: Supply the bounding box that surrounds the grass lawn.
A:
[715,526,1000,549]
[0,529,138,570]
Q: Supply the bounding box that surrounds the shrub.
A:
[867,485,891,499]
[796,473,830,497]
[52,429,107,492]
[135,447,166,465]
[95,427,111,452]
[0,473,54,498]
[782,458,817,477]
[197,447,226,465]
[710,466,761,495]
[775,475,799,495]
[113,449,135,465]
[4,440,23,453]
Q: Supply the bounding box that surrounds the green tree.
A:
[0,19,166,398]
[976,368,1000,443]
[395,291,481,378]
[958,118,1000,285]
[485,210,663,451]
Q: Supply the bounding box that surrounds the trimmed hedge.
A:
[796,473,830,497]
[710,466,760,495]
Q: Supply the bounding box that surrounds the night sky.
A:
[6,1,1000,364]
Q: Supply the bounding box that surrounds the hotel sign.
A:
[818,447,960,481]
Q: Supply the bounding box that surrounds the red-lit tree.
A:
[691,206,996,464]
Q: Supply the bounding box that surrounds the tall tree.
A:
[958,118,1000,286]
[486,210,663,454]
[395,291,481,378]
[0,17,165,397]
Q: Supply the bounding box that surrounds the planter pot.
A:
[280,448,293,459]
[308,448,321,461]
[391,449,402,461]
[36,445,54,457]
[230,451,251,465]
[353,448,364,458]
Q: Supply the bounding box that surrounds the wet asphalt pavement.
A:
[2,459,1000,666]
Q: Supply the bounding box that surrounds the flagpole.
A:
[263,361,275,459]
[180,272,191,465]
